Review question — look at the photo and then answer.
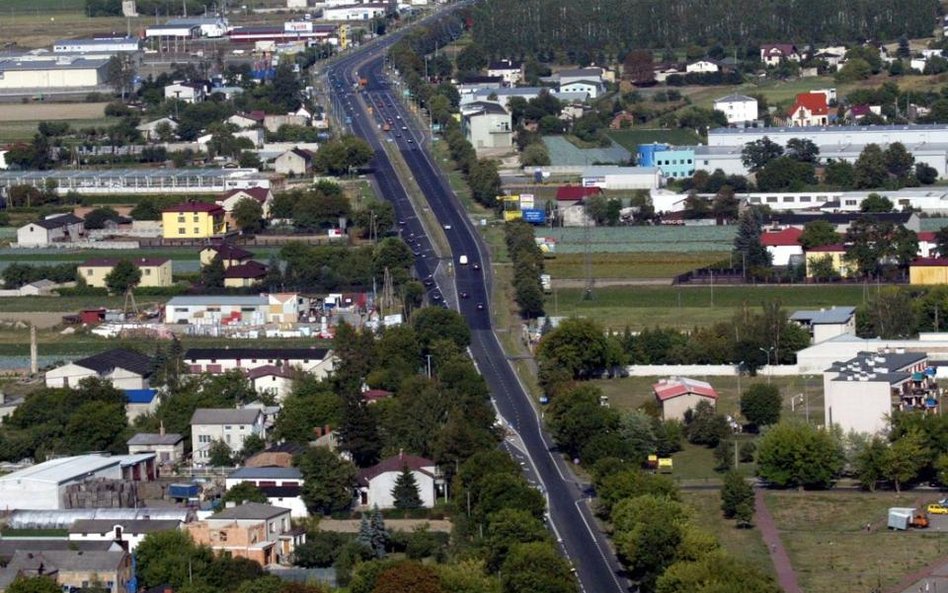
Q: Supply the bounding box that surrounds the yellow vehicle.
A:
[926,503,948,515]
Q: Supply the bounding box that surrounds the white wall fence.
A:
[626,364,802,377]
[12,240,140,250]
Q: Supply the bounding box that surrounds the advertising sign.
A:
[522,208,546,224]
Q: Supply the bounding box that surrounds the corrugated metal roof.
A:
[7,508,194,530]
[167,295,266,306]
[228,467,301,480]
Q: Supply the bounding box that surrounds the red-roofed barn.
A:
[653,377,718,421]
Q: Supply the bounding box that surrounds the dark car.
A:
[423,276,435,287]
[432,291,443,301]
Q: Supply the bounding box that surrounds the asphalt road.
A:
[326,35,629,593]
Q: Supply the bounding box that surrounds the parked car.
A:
[927,503,948,515]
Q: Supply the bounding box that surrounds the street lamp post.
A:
[759,346,774,384]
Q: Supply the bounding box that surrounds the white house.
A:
[581,166,662,190]
[225,467,307,518]
[790,306,856,344]
[461,102,512,152]
[823,351,930,434]
[760,43,800,66]
[686,60,719,73]
[45,348,153,390]
[713,94,758,125]
[190,408,265,464]
[227,112,265,129]
[68,519,182,552]
[0,454,157,510]
[164,82,205,104]
[356,453,438,509]
[136,117,178,141]
[248,366,296,402]
[274,148,314,176]
[17,214,85,247]
[558,80,602,100]
[759,227,803,266]
[165,17,228,38]
[184,348,335,379]
[217,187,274,219]
[127,431,185,466]
[486,59,523,85]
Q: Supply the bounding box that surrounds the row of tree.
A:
[504,222,546,318]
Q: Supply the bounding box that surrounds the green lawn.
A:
[547,284,867,329]
[545,252,723,279]
[0,118,116,143]
[682,490,773,575]
[608,129,702,152]
[1,0,83,9]
[767,490,948,593]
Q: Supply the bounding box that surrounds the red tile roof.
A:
[556,186,602,202]
[81,258,169,267]
[911,257,948,267]
[652,378,718,401]
[246,365,294,380]
[163,202,224,214]
[760,227,804,247]
[223,260,268,279]
[918,231,936,242]
[808,243,846,253]
[761,43,798,56]
[789,92,829,117]
[357,453,435,485]
[362,389,393,402]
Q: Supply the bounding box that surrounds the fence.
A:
[626,364,802,377]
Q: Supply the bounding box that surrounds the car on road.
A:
[472,263,481,271]
[423,276,434,286]
[398,219,406,225]
[476,302,485,310]
[407,139,413,143]
[431,291,443,301]
[443,224,452,230]
[460,291,469,298]
[928,503,948,515]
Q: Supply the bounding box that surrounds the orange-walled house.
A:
[185,503,304,567]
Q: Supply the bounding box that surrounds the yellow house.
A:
[805,244,851,278]
[162,202,227,239]
[223,260,268,288]
[910,258,948,285]
[199,243,254,269]
[78,257,173,288]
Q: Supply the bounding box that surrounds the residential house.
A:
[685,60,719,73]
[227,112,265,130]
[712,94,758,125]
[16,214,85,247]
[486,59,523,85]
[918,231,939,257]
[805,244,850,278]
[652,377,718,421]
[263,114,308,134]
[18,279,60,296]
[190,408,265,464]
[557,80,602,99]
[77,257,173,289]
[274,148,314,176]
[224,260,269,288]
[164,82,206,103]
[1,550,131,593]
[846,104,881,121]
[787,92,831,127]
[225,467,306,518]
[127,431,185,466]
[356,453,438,509]
[814,46,847,69]
[456,76,503,102]
[199,243,255,269]
[164,294,300,325]
[653,65,682,83]
[790,306,857,344]
[760,226,804,266]
[461,102,512,151]
[185,503,303,566]
[362,388,393,404]
[161,202,227,239]
[910,257,948,285]
[125,389,160,423]
[45,348,153,390]
[68,519,182,552]
[557,67,603,86]
[136,117,178,141]
[184,347,334,378]
[216,187,274,219]
[823,350,932,434]
[247,365,296,401]
[760,43,800,66]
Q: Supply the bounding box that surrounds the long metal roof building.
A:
[0,168,270,195]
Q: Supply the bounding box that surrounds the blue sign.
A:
[522,208,546,224]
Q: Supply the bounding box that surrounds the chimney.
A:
[159,421,165,437]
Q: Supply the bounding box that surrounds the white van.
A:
[459,255,469,265]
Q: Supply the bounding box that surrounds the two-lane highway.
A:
[325,35,628,593]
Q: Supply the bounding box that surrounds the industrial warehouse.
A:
[0,168,271,195]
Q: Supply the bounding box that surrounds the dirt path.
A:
[755,488,803,593]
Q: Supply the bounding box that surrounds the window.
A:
[845,199,857,206]
[703,160,709,166]
[687,159,693,164]
[225,434,231,443]
[198,435,211,443]
[800,196,811,202]
[87,269,94,276]
[224,425,232,430]
[219,531,228,542]
[750,197,761,203]
[178,215,185,222]
[193,215,200,222]
[178,228,185,234]
[144,269,151,275]
[766,197,777,203]
[193,227,199,234]
[783,196,794,203]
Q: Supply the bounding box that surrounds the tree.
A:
[740,137,783,171]
[520,142,551,167]
[857,287,917,338]
[854,435,888,491]
[711,186,739,221]
[84,207,122,230]
[233,198,265,234]
[733,208,771,271]
[201,256,226,289]
[624,49,655,84]
[935,226,948,257]
[240,433,265,458]
[799,220,841,250]
[136,530,215,589]
[824,159,855,188]
[369,507,388,558]
[720,470,755,525]
[106,54,135,99]
[740,384,781,428]
[785,138,819,163]
[104,259,141,294]
[537,318,613,380]
[683,400,730,448]
[391,465,423,510]
[295,446,358,515]
[853,144,888,189]
[7,578,61,593]
[757,421,843,489]
[468,159,502,208]
[881,429,929,492]
[755,156,815,191]
[222,482,268,505]
[412,307,471,352]
[859,193,894,213]
[501,542,576,593]
[612,494,687,591]
[270,62,302,111]
[64,400,127,454]
[455,43,488,73]
[916,162,938,185]
[372,562,443,593]
[883,142,915,180]
[208,439,233,466]
[131,198,162,220]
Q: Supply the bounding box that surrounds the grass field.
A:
[0,118,117,143]
[547,284,868,329]
[682,490,773,573]
[767,490,948,593]
[608,129,702,151]
[591,374,822,422]
[544,252,723,279]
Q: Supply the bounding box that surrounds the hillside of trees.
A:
[470,0,938,63]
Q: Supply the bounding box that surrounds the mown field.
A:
[547,284,867,329]
[543,226,736,254]
[544,252,723,279]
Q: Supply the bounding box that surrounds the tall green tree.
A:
[740,384,781,429]
[798,219,841,249]
[881,429,929,492]
[853,144,888,189]
[740,137,783,171]
[233,198,265,234]
[757,422,843,489]
[391,466,423,510]
[295,446,358,515]
[104,259,142,294]
[720,471,755,525]
[859,193,894,213]
[222,482,268,505]
[201,256,226,289]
